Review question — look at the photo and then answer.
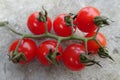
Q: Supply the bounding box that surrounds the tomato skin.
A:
[63,44,85,71]
[37,40,63,66]
[85,32,107,54]
[53,14,75,37]
[75,6,100,33]
[27,12,52,35]
[9,38,37,64]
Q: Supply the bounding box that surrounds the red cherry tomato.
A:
[37,40,63,66]
[27,12,52,35]
[63,44,85,71]
[75,6,100,33]
[9,38,37,64]
[53,14,75,37]
[85,32,107,54]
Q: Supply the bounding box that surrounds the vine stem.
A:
[5,25,86,42]
[1,21,110,64]
[52,37,62,58]
[83,28,100,55]
[0,21,8,26]
[6,24,23,36]
[1,22,103,52]
[84,39,88,54]
[95,39,103,48]
[2,22,91,56]
[1,21,114,65]
[93,27,103,48]
[93,27,100,38]
[14,36,24,53]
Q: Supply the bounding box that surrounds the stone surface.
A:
[0,0,120,80]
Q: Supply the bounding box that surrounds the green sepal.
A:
[98,47,114,61]
[94,16,110,27]
[8,51,27,63]
[64,15,73,26]
[80,54,102,67]
[46,49,59,65]
[37,7,48,22]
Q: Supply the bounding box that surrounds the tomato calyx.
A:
[80,54,102,67]
[37,7,47,22]
[64,13,75,26]
[94,16,110,27]
[9,51,26,63]
[98,47,114,61]
[46,49,60,65]
[64,16,73,26]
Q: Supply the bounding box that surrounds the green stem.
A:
[0,21,8,26]
[24,33,60,40]
[14,36,24,53]
[23,32,86,42]
[69,35,85,41]
[94,39,103,48]
[93,28,100,38]
[52,37,62,58]
[84,39,88,54]
[0,22,92,43]
[2,22,104,53]
[0,21,23,36]
[2,21,108,61]
[55,38,62,51]
[6,25,23,36]
[93,27,103,48]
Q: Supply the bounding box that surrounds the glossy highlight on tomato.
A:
[85,32,107,54]
[53,14,75,37]
[37,40,63,66]
[63,44,85,71]
[75,6,100,33]
[9,38,37,64]
[27,12,52,35]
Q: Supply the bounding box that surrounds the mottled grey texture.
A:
[0,0,120,80]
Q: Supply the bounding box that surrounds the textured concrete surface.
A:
[0,0,120,80]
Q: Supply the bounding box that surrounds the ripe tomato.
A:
[9,38,37,64]
[85,32,107,54]
[37,40,63,66]
[63,44,85,71]
[53,14,75,37]
[27,12,52,35]
[75,6,100,33]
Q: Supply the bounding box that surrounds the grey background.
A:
[0,0,120,80]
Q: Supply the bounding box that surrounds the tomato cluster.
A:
[7,6,113,71]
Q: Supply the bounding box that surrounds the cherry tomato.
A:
[27,12,52,35]
[53,14,75,37]
[75,6,100,33]
[85,32,107,54]
[9,38,37,64]
[63,44,85,71]
[37,40,63,66]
